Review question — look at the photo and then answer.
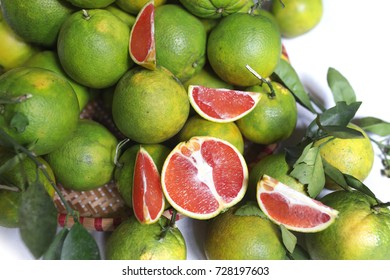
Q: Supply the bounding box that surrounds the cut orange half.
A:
[132,146,165,224]
[257,175,339,232]
[129,0,156,70]
[161,136,248,220]
[188,85,261,123]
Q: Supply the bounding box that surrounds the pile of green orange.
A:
[1,0,389,261]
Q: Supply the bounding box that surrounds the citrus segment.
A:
[129,0,156,70]
[188,85,261,123]
[132,146,165,224]
[257,175,339,232]
[161,136,248,220]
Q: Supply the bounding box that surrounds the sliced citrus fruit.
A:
[257,175,339,232]
[132,146,165,224]
[188,85,261,123]
[161,136,248,220]
[129,0,156,70]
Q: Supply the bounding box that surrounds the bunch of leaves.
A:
[0,98,101,260]
[274,63,390,205]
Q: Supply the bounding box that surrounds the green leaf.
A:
[280,225,297,254]
[42,228,69,260]
[18,180,58,259]
[60,222,101,260]
[234,201,267,218]
[273,59,316,113]
[0,152,25,177]
[286,244,311,260]
[320,125,364,139]
[357,117,390,137]
[9,112,29,133]
[290,144,325,198]
[344,174,380,203]
[319,101,361,127]
[327,67,356,104]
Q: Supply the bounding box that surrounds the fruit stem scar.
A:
[82,9,91,20]
[245,64,276,97]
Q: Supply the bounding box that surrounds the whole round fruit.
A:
[204,205,286,259]
[105,215,186,260]
[305,190,390,259]
[246,152,306,201]
[116,0,167,15]
[271,0,323,38]
[236,81,297,145]
[154,4,207,82]
[314,123,374,189]
[207,12,281,87]
[0,67,80,155]
[0,11,37,73]
[179,0,248,19]
[45,119,118,191]
[57,9,133,89]
[65,0,115,8]
[177,115,244,154]
[0,0,75,47]
[24,50,91,111]
[112,66,190,144]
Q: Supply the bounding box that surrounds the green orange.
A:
[116,0,167,15]
[246,152,306,201]
[57,9,133,89]
[314,123,374,190]
[204,205,286,260]
[105,215,186,260]
[24,50,91,111]
[177,115,244,154]
[179,0,248,18]
[183,65,233,90]
[0,11,38,73]
[0,67,80,155]
[0,0,75,47]
[112,66,190,144]
[207,12,281,86]
[45,119,118,191]
[305,190,390,259]
[272,0,323,38]
[65,0,116,8]
[236,81,297,145]
[154,4,207,82]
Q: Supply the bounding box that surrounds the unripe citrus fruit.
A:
[246,152,306,201]
[177,115,244,154]
[207,12,281,86]
[45,119,118,191]
[0,0,75,47]
[66,0,116,8]
[0,11,38,73]
[57,9,133,89]
[305,190,390,259]
[204,205,286,260]
[154,4,207,82]
[236,81,297,145]
[112,66,190,144]
[0,149,56,198]
[313,123,374,190]
[24,50,91,111]
[116,0,167,15]
[0,67,80,155]
[271,0,323,38]
[179,0,248,19]
[105,215,186,260]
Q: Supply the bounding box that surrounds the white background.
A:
[1,0,390,265]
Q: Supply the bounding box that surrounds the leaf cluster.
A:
[0,126,101,260]
[274,64,390,204]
